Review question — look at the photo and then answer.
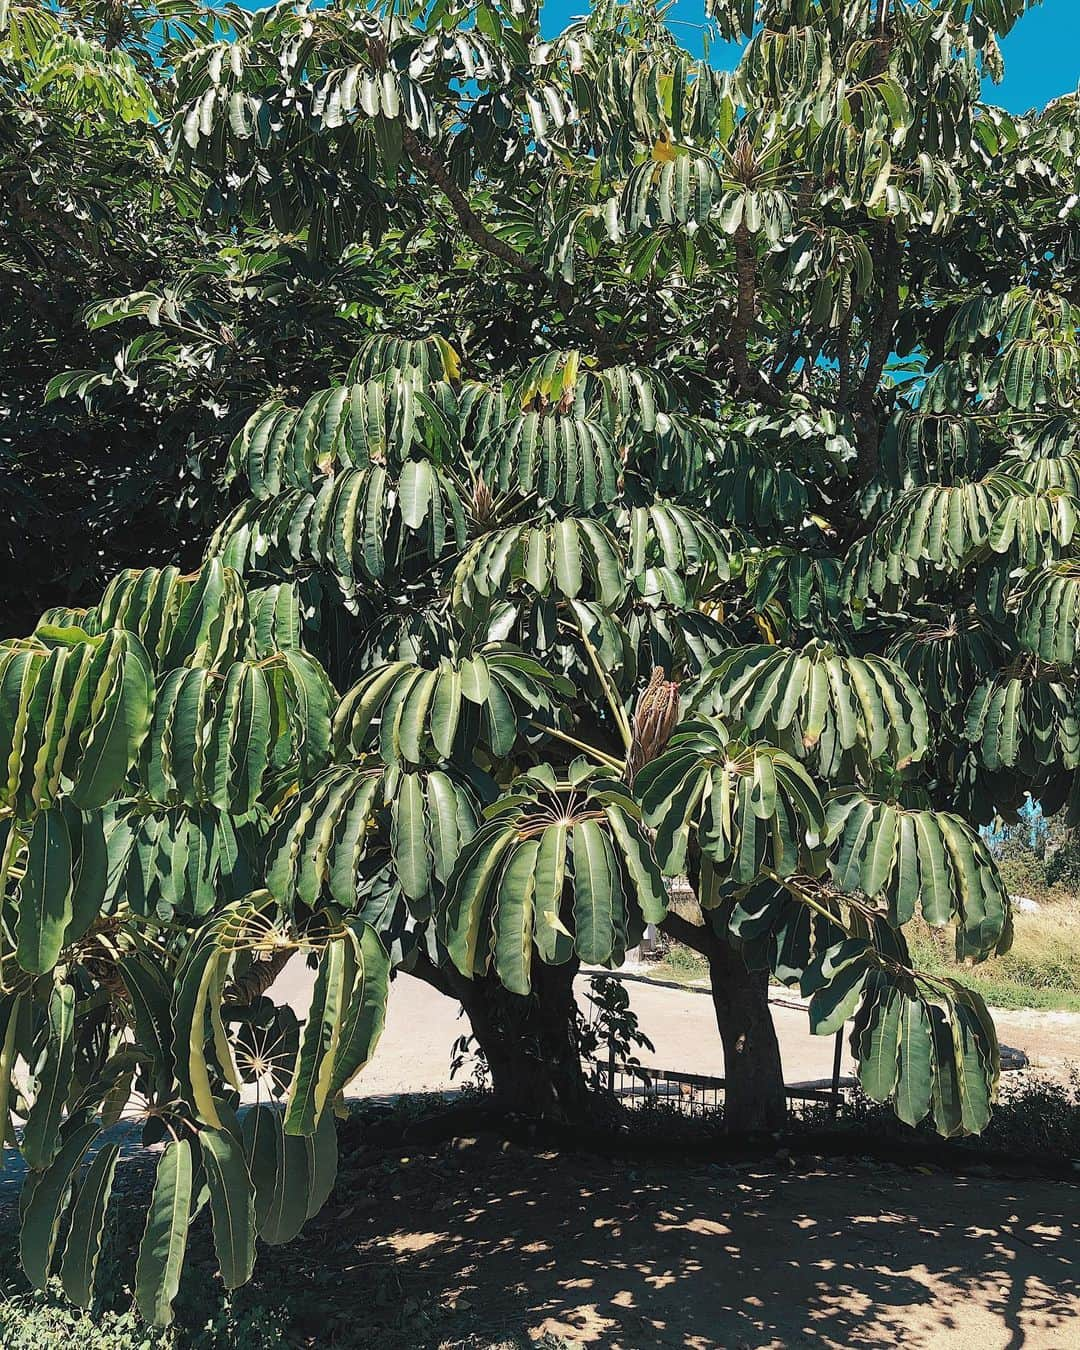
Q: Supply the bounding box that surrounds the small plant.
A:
[578,975,656,1090]
[449,1029,493,1098]
[652,937,711,986]
[448,974,655,1102]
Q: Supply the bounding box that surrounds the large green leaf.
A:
[283,921,388,1134]
[16,806,73,975]
[22,982,75,1170]
[135,1139,193,1327]
[334,646,569,766]
[842,476,1018,609]
[141,650,332,811]
[0,628,152,817]
[692,640,929,779]
[439,770,667,985]
[94,561,250,671]
[243,1105,311,1246]
[477,410,621,510]
[210,461,467,600]
[827,794,1010,958]
[1014,563,1080,666]
[60,1141,120,1307]
[451,519,626,613]
[20,1120,99,1289]
[266,762,478,915]
[200,1126,256,1289]
[637,718,826,884]
[844,963,1000,1133]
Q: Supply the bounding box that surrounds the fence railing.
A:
[587,968,855,1120]
[593,1045,857,1119]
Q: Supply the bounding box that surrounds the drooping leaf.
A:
[135,1138,193,1327]
[60,1141,120,1307]
[200,1126,256,1290]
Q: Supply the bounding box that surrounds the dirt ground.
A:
[988,1006,1080,1075]
[279,968,1077,1350]
[1,965,1076,1347]
[304,1134,1080,1350]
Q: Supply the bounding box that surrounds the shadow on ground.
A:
[258,1135,1078,1350]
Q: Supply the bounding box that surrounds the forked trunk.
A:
[433,959,590,1122]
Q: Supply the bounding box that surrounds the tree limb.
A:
[660,909,714,958]
[711,223,785,406]
[854,225,901,484]
[406,947,456,999]
[226,947,294,1005]
[836,303,856,416]
[399,125,604,347]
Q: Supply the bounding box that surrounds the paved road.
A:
[271,960,858,1099]
[272,959,1078,1101]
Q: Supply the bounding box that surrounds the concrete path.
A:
[271,959,1078,1100]
[270,962,855,1098]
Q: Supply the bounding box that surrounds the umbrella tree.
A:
[3,0,1079,1323]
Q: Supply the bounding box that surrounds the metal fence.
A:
[592,1032,854,1120]
[584,968,856,1121]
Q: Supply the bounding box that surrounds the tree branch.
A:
[400,128,538,279]
[712,223,785,407]
[399,125,604,348]
[854,225,901,484]
[406,946,456,999]
[660,909,715,958]
[225,947,294,1005]
[836,303,856,416]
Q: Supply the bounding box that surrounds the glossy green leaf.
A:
[60,1141,120,1307]
[201,1126,256,1289]
[136,1138,193,1327]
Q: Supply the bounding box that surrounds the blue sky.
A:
[539,0,1079,113]
[240,1,1077,113]
[976,0,1079,111]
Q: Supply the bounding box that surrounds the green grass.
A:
[647,942,709,986]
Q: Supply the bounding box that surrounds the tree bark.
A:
[662,911,787,1134]
[466,962,590,1121]
[705,936,787,1133]
[853,226,902,486]
[723,223,784,408]
[411,955,590,1122]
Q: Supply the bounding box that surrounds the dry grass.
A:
[652,887,1080,1012]
[907,892,1080,1012]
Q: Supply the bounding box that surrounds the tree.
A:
[0,1,389,631]
[2,0,1079,1325]
[0,1,209,628]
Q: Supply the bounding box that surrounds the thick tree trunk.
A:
[412,955,590,1122]
[663,911,787,1133]
[706,935,787,1134]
